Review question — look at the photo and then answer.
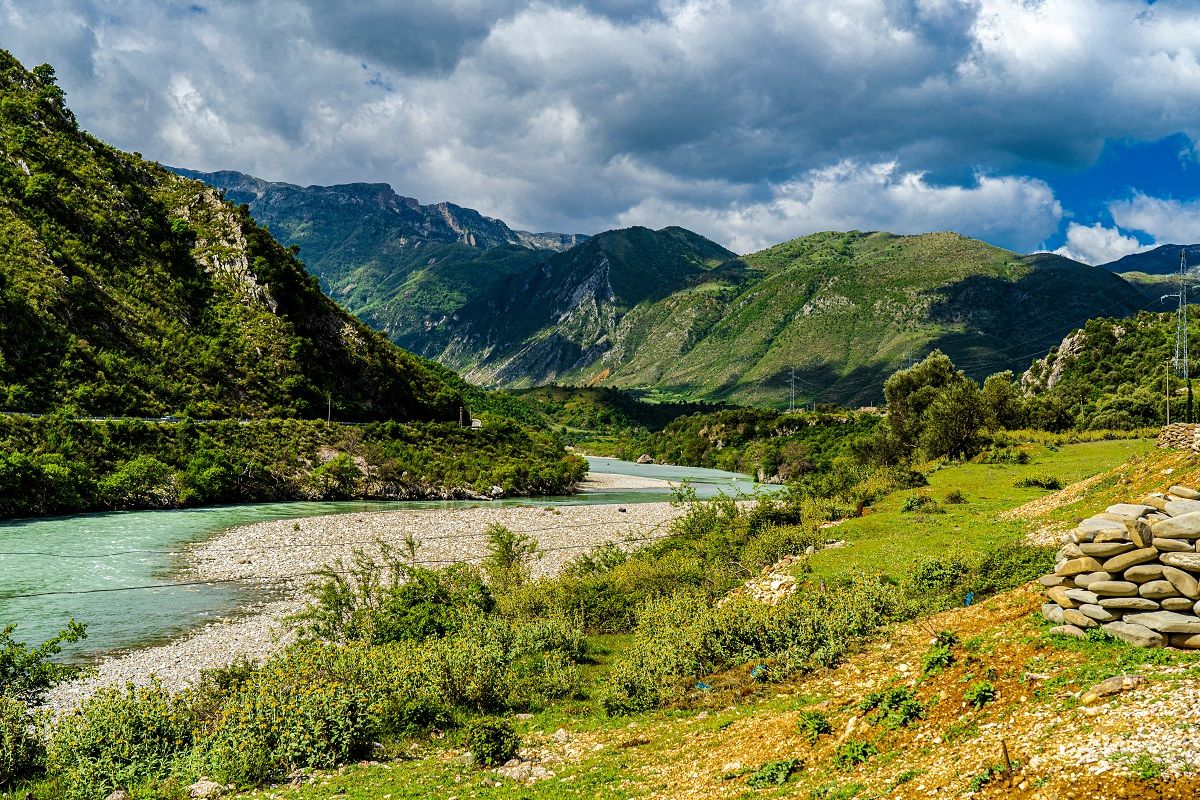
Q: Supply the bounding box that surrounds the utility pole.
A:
[1167,360,1172,426]
[327,392,332,423]
[789,367,796,413]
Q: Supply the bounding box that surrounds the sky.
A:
[4,0,1200,261]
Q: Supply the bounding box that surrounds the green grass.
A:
[804,439,1152,581]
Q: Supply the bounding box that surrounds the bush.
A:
[921,644,954,675]
[944,488,967,504]
[1015,474,1063,490]
[964,681,996,709]
[461,718,518,767]
[0,697,42,786]
[0,620,87,704]
[901,493,942,513]
[482,524,540,592]
[969,545,1054,596]
[47,681,194,800]
[746,758,799,787]
[834,741,878,769]
[857,686,924,729]
[797,710,832,744]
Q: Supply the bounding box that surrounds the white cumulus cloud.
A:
[1109,193,1200,246]
[1051,222,1152,265]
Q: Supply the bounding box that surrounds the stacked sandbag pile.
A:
[1157,424,1200,451]
[1040,484,1200,648]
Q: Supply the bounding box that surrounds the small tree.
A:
[920,380,986,459]
[981,371,1026,430]
[482,524,540,592]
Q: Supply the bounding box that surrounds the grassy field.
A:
[806,438,1154,581]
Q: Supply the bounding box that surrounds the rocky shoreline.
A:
[46,481,686,709]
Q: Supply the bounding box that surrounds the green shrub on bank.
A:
[0,620,87,704]
[47,681,195,800]
[461,718,518,767]
[0,697,42,787]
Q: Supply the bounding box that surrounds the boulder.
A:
[1160,552,1200,572]
[1048,624,1087,639]
[1059,543,1086,558]
[1095,530,1133,543]
[1088,580,1139,597]
[187,781,226,799]
[1122,611,1200,634]
[1038,575,1068,588]
[1151,511,1200,539]
[1080,673,1148,704]
[1079,517,1128,533]
[1079,603,1120,622]
[1165,499,1200,517]
[1138,580,1181,600]
[1143,495,1171,512]
[1107,503,1156,518]
[1064,588,1100,605]
[1062,608,1098,628]
[1169,485,1200,500]
[1169,633,1200,649]
[1056,557,1105,577]
[1153,538,1194,553]
[1098,597,1159,610]
[1074,571,1113,588]
[1128,520,1154,548]
[1162,566,1200,599]
[636,454,654,464]
[1080,542,1135,558]
[1162,597,1195,612]
[1101,623,1164,648]
[105,793,131,800]
[1123,564,1164,584]
[1070,529,1098,544]
[1041,603,1065,624]
[1101,548,1159,573]
[1046,586,1079,608]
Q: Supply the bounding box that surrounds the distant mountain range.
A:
[1100,244,1200,276]
[177,170,1163,407]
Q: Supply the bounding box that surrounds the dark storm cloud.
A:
[4,0,1200,253]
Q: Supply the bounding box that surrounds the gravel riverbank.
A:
[47,487,685,709]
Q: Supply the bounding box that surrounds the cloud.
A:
[1050,222,1151,266]
[4,0,1200,248]
[1109,193,1200,246]
[617,161,1062,253]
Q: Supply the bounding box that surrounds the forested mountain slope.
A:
[0,52,460,422]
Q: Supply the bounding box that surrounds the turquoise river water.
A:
[0,457,770,658]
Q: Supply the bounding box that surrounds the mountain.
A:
[0,52,460,422]
[169,168,587,342]
[1100,244,1200,275]
[414,229,1153,406]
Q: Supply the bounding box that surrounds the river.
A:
[0,457,770,657]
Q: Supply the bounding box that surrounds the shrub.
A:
[964,681,996,709]
[47,681,194,800]
[857,686,924,729]
[0,697,42,786]
[906,556,969,598]
[482,524,540,592]
[461,718,518,767]
[901,493,942,513]
[0,620,87,704]
[834,741,878,769]
[797,710,832,744]
[746,758,799,787]
[969,545,1054,596]
[921,644,954,675]
[1015,474,1063,490]
[944,488,967,504]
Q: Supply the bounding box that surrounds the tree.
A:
[882,351,961,450]
[981,371,1026,430]
[920,380,986,459]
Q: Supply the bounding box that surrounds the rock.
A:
[1078,517,1128,533]
[1059,543,1085,558]
[1169,485,1200,500]
[1162,597,1195,612]
[1074,571,1113,588]
[1048,624,1087,638]
[1064,588,1099,605]
[1041,603,1064,624]
[552,728,570,742]
[106,793,131,800]
[1038,575,1068,588]
[1079,603,1120,622]
[1138,580,1181,600]
[1160,552,1200,572]
[1088,580,1139,597]
[1123,564,1164,584]
[1080,674,1148,704]
[1151,511,1200,538]
[1079,542,1135,558]
[1056,557,1104,577]
[1123,611,1200,634]
[1099,597,1159,610]
[1143,495,1171,512]
[1062,608,1098,628]
[1095,530,1133,543]
[1046,586,1079,608]
[188,781,225,799]
[1165,499,1200,517]
[636,454,653,464]
[1107,503,1156,518]
[1155,538,1196,553]
[1070,528,1097,544]
[489,485,505,499]
[1128,520,1154,548]
[1101,548,1158,573]
[1162,566,1200,598]
[1101,623,1165,649]
[1169,632,1200,649]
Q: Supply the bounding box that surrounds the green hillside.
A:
[1021,308,1200,429]
[424,229,1152,406]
